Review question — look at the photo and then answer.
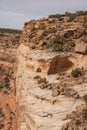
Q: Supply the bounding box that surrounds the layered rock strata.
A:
[17,44,87,130]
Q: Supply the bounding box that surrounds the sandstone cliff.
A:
[17,14,87,130]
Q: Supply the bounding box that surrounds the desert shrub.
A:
[53,43,63,51]
[64,41,75,51]
[49,11,87,20]
[51,35,66,52]
[71,68,82,78]
[0,66,10,91]
[68,41,75,47]
[83,94,87,103]
[38,78,47,84]
[75,10,87,16]
[0,28,21,34]
[52,35,65,44]
[65,11,87,22]
[44,35,66,52]
[0,77,10,90]
[82,108,87,119]
[42,27,57,36]
[4,77,10,89]
[75,120,81,126]
[68,14,76,22]
[49,14,64,19]
[48,28,57,33]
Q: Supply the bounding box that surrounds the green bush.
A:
[42,28,57,36]
[52,35,65,44]
[75,120,81,126]
[68,14,76,22]
[53,43,63,51]
[49,14,64,19]
[75,10,87,16]
[71,68,82,78]
[51,35,66,52]
[38,78,47,84]
[64,41,75,51]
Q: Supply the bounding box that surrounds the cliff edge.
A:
[17,14,87,130]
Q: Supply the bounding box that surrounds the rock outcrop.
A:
[17,15,87,130]
[17,44,87,130]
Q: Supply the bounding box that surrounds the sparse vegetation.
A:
[40,34,75,52]
[0,66,11,91]
[0,28,21,34]
[62,106,87,130]
[52,35,65,44]
[75,120,81,126]
[64,41,75,51]
[38,78,47,84]
[42,27,57,36]
[49,10,87,22]
[48,35,66,52]
[65,12,76,22]
[71,67,83,78]
[49,14,64,19]
[68,41,75,47]
[53,43,63,51]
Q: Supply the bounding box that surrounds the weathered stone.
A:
[17,15,87,130]
[17,44,87,130]
[75,42,87,54]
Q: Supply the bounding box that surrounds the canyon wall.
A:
[17,44,87,130]
[17,15,87,130]
[0,32,20,130]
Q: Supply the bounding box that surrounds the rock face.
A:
[75,42,87,54]
[17,15,87,130]
[17,44,87,130]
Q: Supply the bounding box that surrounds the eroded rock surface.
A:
[17,44,87,130]
[17,14,87,130]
